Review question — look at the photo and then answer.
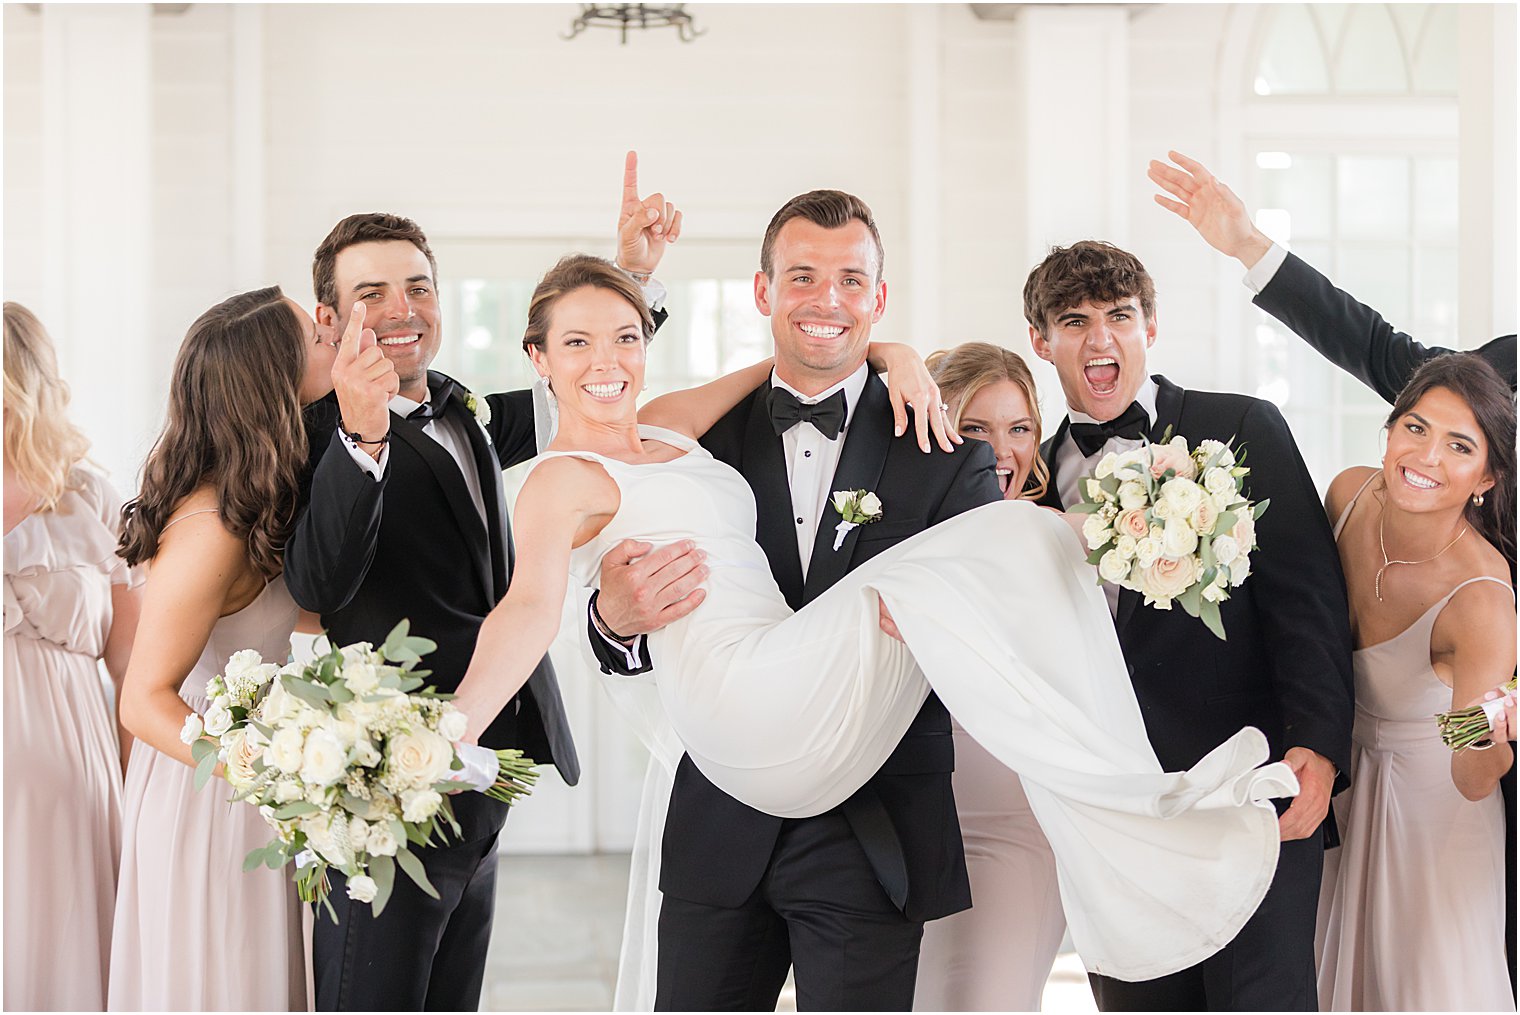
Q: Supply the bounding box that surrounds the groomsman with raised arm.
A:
[589,190,1002,1011]
[284,156,676,1011]
[1027,239,1355,1011]
[1148,148,1517,996]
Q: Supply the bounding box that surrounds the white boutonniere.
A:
[830,489,883,550]
[463,391,492,443]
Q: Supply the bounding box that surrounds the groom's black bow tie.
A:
[1070,401,1150,457]
[767,387,847,440]
[407,381,456,421]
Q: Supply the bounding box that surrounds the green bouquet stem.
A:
[1436,677,1517,750]
[484,749,540,805]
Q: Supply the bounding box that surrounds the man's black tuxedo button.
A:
[804,450,812,457]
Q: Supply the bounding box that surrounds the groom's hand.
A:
[1148,150,1272,269]
[1277,746,1335,840]
[597,538,708,637]
[332,302,398,460]
[617,150,682,278]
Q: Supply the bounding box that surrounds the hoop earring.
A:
[1473,492,1486,508]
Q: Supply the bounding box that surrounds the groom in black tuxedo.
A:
[591,191,1002,1010]
[286,166,675,1010]
[1028,240,1355,1010]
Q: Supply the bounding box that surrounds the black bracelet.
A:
[341,423,389,446]
[590,591,635,644]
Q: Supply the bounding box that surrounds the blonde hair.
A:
[925,341,1049,501]
[3,301,92,512]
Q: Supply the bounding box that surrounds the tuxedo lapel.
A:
[1038,417,1072,510]
[453,395,510,602]
[389,413,493,600]
[802,375,892,605]
[739,388,807,611]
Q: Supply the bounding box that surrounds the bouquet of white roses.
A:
[1069,434,1268,640]
[181,620,537,919]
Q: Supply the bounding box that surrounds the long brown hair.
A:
[926,341,1049,500]
[3,301,93,511]
[119,287,309,579]
[1386,353,1516,568]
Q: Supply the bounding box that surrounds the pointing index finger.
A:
[338,302,368,360]
[623,150,640,207]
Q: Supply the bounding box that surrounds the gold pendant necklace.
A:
[1376,513,1468,601]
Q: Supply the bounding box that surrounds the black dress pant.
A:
[1089,834,1323,1012]
[313,824,502,1011]
[655,810,924,1012]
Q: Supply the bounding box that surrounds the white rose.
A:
[1098,549,1132,584]
[1112,449,1149,478]
[353,739,382,768]
[1151,497,1174,520]
[261,679,297,724]
[388,730,454,789]
[858,492,882,517]
[401,788,443,823]
[1232,513,1257,550]
[300,728,348,787]
[367,823,399,857]
[223,727,261,786]
[347,816,371,853]
[1212,534,1241,566]
[1094,453,1116,479]
[1159,477,1204,516]
[830,491,851,515]
[1211,490,1236,514]
[273,778,302,803]
[267,726,306,774]
[339,642,375,668]
[1115,534,1138,559]
[436,709,468,744]
[1228,554,1252,587]
[1081,511,1114,550]
[1139,554,1199,602]
[203,700,234,738]
[180,712,205,745]
[1203,466,1236,497]
[1199,439,1235,467]
[1117,480,1148,511]
[1135,536,1163,568]
[346,875,378,904]
[343,661,381,696]
[223,648,264,683]
[1202,574,1230,603]
[300,813,353,868]
[1083,478,1104,503]
[1162,519,1199,557]
[1189,497,1219,535]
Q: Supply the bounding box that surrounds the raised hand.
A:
[868,341,960,453]
[1147,150,1272,268]
[617,150,682,277]
[331,302,398,459]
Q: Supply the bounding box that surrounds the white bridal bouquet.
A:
[1070,434,1268,640]
[181,621,537,918]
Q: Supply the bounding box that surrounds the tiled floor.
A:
[486,854,1097,1012]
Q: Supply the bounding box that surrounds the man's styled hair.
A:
[1022,240,1157,337]
[312,212,438,308]
[759,190,884,281]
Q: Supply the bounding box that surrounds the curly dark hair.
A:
[1022,240,1157,336]
[119,287,309,580]
[312,212,438,309]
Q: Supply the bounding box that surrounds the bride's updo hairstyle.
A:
[1386,353,1516,568]
[119,286,308,580]
[522,254,656,354]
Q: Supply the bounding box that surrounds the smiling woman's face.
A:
[528,285,648,427]
[1381,384,1495,515]
[951,378,1038,499]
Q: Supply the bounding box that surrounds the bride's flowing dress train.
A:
[539,427,1296,983]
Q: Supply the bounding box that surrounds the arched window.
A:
[1233,4,1458,487]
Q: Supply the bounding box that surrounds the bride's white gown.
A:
[541,426,1296,1000]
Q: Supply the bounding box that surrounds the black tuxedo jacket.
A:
[1039,375,1355,807]
[1255,250,1517,399]
[288,372,578,843]
[595,373,1002,921]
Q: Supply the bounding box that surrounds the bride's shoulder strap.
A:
[636,424,702,453]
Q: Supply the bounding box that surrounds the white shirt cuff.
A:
[1242,242,1288,295]
[641,278,667,313]
[338,430,389,479]
[589,599,646,671]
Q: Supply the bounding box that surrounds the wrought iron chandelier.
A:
[564,4,704,44]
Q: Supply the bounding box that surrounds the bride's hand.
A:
[617,150,682,277]
[867,342,960,454]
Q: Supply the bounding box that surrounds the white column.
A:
[904,5,941,351]
[230,5,266,288]
[40,3,153,489]
[1457,3,1518,341]
[1016,6,1130,267]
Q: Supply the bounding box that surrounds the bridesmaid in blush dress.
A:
[3,302,141,1011]
[108,287,343,1011]
[1315,355,1515,1011]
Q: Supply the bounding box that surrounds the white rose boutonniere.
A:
[463,390,492,442]
[830,489,884,551]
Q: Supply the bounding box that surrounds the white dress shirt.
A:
[773,364,869,580]
[339,388,490,528]
[1055,376,1160,617]
[1242,241,1289,295]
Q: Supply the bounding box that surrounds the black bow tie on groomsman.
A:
[767,387,847,441]
[407,380,457,421]
[1069,401,1151,457]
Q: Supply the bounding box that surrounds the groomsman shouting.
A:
[1028,240,1355,1011]
[285,155,676,1011]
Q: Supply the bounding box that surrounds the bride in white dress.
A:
[453,254,1299,985]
